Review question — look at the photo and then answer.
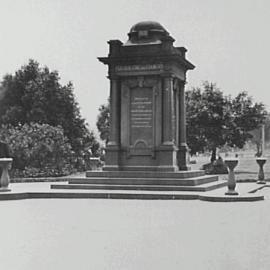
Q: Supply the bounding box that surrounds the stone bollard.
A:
[0,158,13,192]
[224,158,239,195]
[256,158,267,184]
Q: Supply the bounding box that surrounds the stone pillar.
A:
[104,76,121,171]
[177,81,189,170]
[0,158,13,192]
[224,159,239,195]
[256,158,267,184]
[108,77,120,146]
[159,75,178,171]
[162,76,174,145]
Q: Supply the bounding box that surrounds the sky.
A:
[0,0,270,134]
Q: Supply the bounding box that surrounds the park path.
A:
[0,194,270,270]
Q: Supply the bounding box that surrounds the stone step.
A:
[51,180,227,192]
[3,184,264,201]
[86,170,205,179]
[69,175,218,186]
[45,191,200,200]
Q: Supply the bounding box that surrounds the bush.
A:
[0,123,76,177]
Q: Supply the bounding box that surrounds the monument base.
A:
[103,165,179,172]
[177,144,189,171]
[104,145,183,172]
[178,165,191,171]
[50,169,226,196]
[86,169,205,179]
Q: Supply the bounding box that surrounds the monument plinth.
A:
[99,21,195,172]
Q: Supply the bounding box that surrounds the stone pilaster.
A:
[177,81,190,170]
[104,76,120,171]
[159,75,178,171]
[162,75,174,145]
[107,77,120,146]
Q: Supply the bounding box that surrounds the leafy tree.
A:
[186,82,231,161]
[0,59,99,158]
[0,123,75,177]
[186,82,267,161]
[227,92,266,148]
[96,101,110,143]
[249,128,263,155]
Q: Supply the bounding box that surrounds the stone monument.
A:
[99,21,194,172]
[51,21,226,197]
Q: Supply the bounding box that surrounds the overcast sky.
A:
[0,0,269,133]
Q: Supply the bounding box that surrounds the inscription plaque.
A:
[116,64,163,72]
[130,88,153,146]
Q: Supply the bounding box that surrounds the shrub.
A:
[0,123,76,177]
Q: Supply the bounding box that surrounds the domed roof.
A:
[125,21,171,45]
[129,21,168,34]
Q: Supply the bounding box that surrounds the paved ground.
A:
[0,154,270,270]
[1,190,270,270]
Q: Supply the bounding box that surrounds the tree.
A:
[0,59,99,158]
[186,82,231,161]
[249,128,263,155]
[0,123,75,177]
[96,100,110,143]
[227,91,266,148]
[186,82,267,161]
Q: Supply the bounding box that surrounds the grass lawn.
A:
[190,153,270,181]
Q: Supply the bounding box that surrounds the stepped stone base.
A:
[85,170,205,179]
[51,180,227,192]
[69,175,217,187]
[102,165,180,172]
[50,170,227,197]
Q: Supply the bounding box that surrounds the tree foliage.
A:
[0,123,75,177]
[96,101,110,143]
[0,59,99,158]
[186,82,267,159]
[186,82,231,159]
